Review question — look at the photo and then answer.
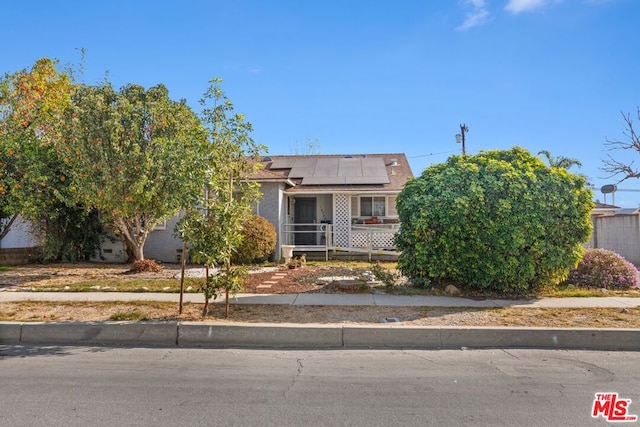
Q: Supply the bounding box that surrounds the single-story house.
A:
[250,153,414,260]
[99,152,414,263]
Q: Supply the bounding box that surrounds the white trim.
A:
[284,190,403,195]
[152,220,168,231]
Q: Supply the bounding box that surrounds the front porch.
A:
[280,222,400,260]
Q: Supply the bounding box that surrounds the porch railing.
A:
[281,222,400,260]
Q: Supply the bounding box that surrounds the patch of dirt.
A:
[0,263,371,294]
[1,302,639,328]
[1,263,639,327]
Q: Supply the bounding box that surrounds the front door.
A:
[294,197,317,245]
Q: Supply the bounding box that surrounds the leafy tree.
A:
[178,79,264,317]
[61,82,208,261]
[395,147,593,294]
[0,58,73,234]
[538,150,583,170]
[0,58,104,260]
[36,202,105,262]
[602,107,640,181]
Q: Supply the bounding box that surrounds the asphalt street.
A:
[1,347,638,426]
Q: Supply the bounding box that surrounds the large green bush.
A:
[232,214,277,264]
[395,147,593,294]
[566,248,639,289]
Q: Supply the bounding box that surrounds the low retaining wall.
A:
[0,247,40,265]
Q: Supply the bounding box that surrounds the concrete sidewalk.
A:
[0,291,639,308]
[1,292,639,351]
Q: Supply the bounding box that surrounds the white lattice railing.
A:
[349,224,399,249]
[281,223,399,252]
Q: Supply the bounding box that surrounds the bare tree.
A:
[602,108,640,182]
[291,136,321,155]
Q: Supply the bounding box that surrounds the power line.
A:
[410,150,458,159]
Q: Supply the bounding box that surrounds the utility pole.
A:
[455,124,469,155]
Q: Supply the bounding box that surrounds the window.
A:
[360,196,386,217]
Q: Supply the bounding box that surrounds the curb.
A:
[1,322,639,350]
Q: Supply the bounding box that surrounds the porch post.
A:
[332,193,351,249]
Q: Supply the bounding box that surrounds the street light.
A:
[455,123,469,155]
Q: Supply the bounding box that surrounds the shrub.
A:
[566,248,639,289]
[395,147,593,294]
[232,214,277,264]
[128,259,163,273]
[371,261,401,288]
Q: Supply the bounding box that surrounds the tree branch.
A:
[601,108,640,181]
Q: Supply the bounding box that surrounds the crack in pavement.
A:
[283,358,304,398]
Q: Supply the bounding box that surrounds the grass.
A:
[109,310,149,321]
[0,300,195,322]
[1,301,639,327]
[29,278,205,293]
[306,259,398,270]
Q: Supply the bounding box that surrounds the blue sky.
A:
[3,0,640,205]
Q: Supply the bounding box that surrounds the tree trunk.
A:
[115,219,147,261]
[201,265,210,317]
[225,289,230,318]
[122,237,145,262]
[0,214,19,242]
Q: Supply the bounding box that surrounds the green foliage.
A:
[232,214,277,264]
[395,147,593,294]
[566,248,639,290]
[37,204,104,263]
[61,81,208,261]
[0,58,75,231]
[370,261,402,288]
[177,78,265,317]
[0,58,108,253]
[109,310,149,321]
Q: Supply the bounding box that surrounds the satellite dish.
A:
[601,184,617,194]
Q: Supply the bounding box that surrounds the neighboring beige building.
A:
[587,202,640,265]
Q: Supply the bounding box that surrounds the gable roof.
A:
[253,153,413,193]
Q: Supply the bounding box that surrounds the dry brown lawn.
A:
[0,263,639,327]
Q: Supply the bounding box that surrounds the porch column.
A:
[333,193,351,248]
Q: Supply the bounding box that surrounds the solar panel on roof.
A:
[269,158,297,169]
[314,158,340,177]
[338,158,362,177]
[289,158,318,178]
[269,156,390,185]
[362,158,387,176]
